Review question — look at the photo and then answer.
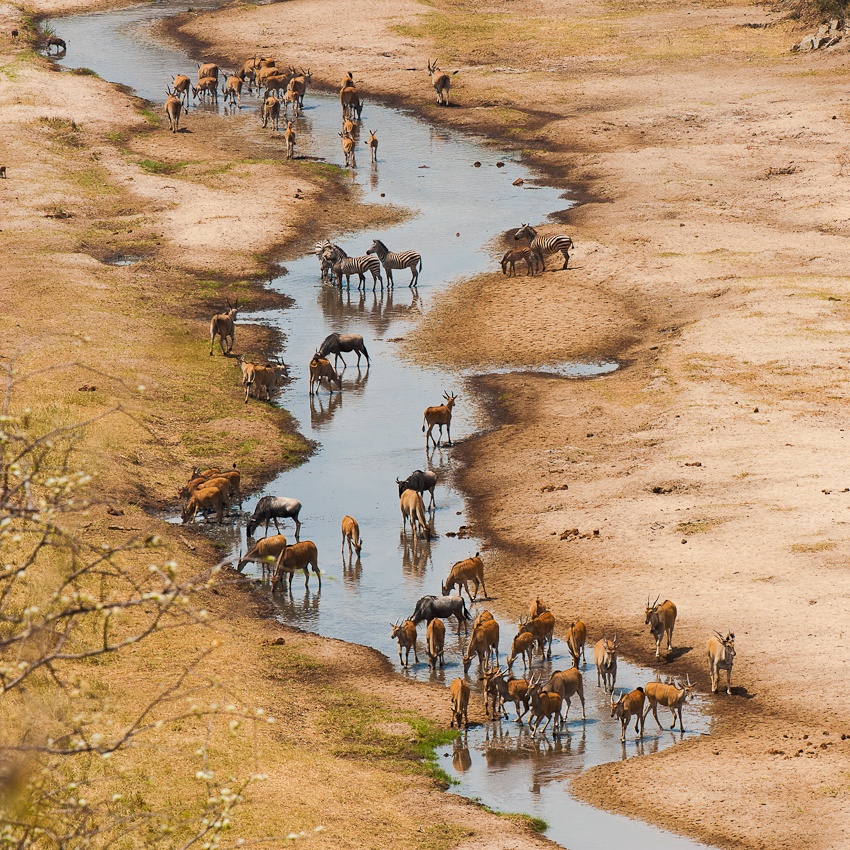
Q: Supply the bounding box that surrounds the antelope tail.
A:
[422,417,426,433]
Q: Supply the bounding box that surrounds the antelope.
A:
[172,74,191,107]
[340,84,362,119]
[500,247,539,277]
[222,75,243,107]
[472,610,494,631]
[707,631,736,694]
[192,76,218,102]
[181,485,226,525]
[565,620,587,667]
[527,674,563,738]
[197,62,219,83]
[544,668,586,720]
[341,71,354,89]
[422,391,457,448]
[308,355,341,395]
[441,552,486,601]
[164,88,183,133]
[209,298,238,355]
[287,67,312,106]
[400,488,429,539]
[262,73,290,99]
[262,96,281,130]
[284,121,296,159]
[179,472,234,504]
[486,667,530,722]
[255,65,279,89]
[506,631,535,672]
[449,677,470,728]
[462,615,500,676]
[367,130,378,163]
[390,619,418,667]
[426,617,445,669]
[644,675,694,731]
[339,131,356,168]
[340,515,362,557]
[645,596,677,658]
[593,633,618,692]
[283,87,301,117]
[529,597,549,618]
[342,117,356,136]
[519,610,555,658]
[236,534,287,575]
[245,362,287,402]
[426,59,455,106]
[611,687,645,743]
[272,540,321,591]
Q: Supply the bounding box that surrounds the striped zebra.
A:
[514,224,574,271]
[366,239,422,288]
[331,255,383,290]
[315,240,347,282]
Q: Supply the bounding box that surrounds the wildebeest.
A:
[593,633,618,692]
[411,594,470,631]
[645,595,677,659]
[272,540,321,591]
[247,495,302,539]
[707,631,736,694]
[611,687,645,743]
[441,552,486,601]
[46,36,66,53]
[396,469,437,507]
[422,391,457,448]
[317,332,370,368]
[644,675,693,731]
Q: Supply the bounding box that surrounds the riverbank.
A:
[0,5,558,846]
[165,0,850,846]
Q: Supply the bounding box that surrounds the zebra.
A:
[315,240,347,282]
[514,223,574,271]
[366,239,422,288]
[331,255,383,290]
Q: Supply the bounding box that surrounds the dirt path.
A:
[164,0,850,846]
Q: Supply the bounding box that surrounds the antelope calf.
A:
[422,391,457,448]
[565,620,587,667]
[209,297,238,355]
[707,631,736,694]
[506,631,535,672]
[222,75,243,107]
[518,610,555,658]
[645,595,677,658]
[611,687,645,743]
[308,355,341,395]
[164,88,182,133]
[192,76,219,102]
[449,677,470,728]
[644,675,693,732]
[340,515,363,557]
[287,67,312,106]
[262,96,281,130]
[593,633,618,692]
[426,617,446,669]
[390,619,418,667]
[441,552,486,601]
[367,130,378,163]
[339,131,356,168]
[342,117,356,136]
[486,667,529,722]
[284,121,296,159]
[245,362,287,402]
[400,488,429,539]
[527,675,563,738]
[237,534,287,575]
[283,87,301,117]
[272,540,321,591]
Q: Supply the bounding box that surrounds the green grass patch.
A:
[675,518,722,536]
[239,438,261,456]
[70,167,118,195]
[791,541,836,553]
[477,803,547,833]
[139,159,187,176]
[297,160,345,178]
[138,108,160,126]
[68,67,99,77]
[38,116,84,147]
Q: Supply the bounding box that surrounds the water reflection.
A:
[309,388,343,428]
[399,529,432,577]
[273,585,321,625]
[342,552,362,585]
[318,286,421,336]
[452,735,472,773]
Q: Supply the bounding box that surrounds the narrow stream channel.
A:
[53,7,715,848]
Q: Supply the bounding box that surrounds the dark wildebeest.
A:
[246,495,302,539]
[46,36,66,53]
[411,595,471,632]
[396,469,437,507]
[317,333,370,369]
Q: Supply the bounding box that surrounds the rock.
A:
[830,18,840,31]
[473,161,481,167]
[496,161,505,168]
[797,35,816,51]
[513,177,524,186]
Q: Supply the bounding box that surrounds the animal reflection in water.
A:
[400,529,432,576]
[318,286,421,337]
[310,388,343,428]
[274,586,321,624]
[342,551,362,584]
[452,735,472,773]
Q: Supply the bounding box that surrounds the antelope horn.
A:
[653,595,660,607]
[686,673,692,687]
[713,630,725,640]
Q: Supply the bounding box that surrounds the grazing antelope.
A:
[645,596,677,659]
[400,488,429,539]
[245,362,287,402]
[644,675,693,732]
[529,597,549,618]
[462,615,500,676]
[181,466,241,506]
[500,247,539,277]
[611,687,645,743]
[247,495,302,539]
[396,470,437,507]
[514,223,573,271]
[339,131,356,168]
[449,677,470,728]
[308,355,342,395]
[707,631,736,694]
[368,130,378,163]
[197,62,219,83]
[340,515,362,557]
[565,620,587,667]
[284,121,296,159]
[390,619,418,667]
[506,631,535,673]
[340,84,362,119]
[519,610,555,658]
[426,617,446,669]
[262,96,281,130]
[527,674,563,738]
[486,667,530,722]
[367,239,421,288]
[441,552,487,601]
[181,485,226,525]
[272,540,321,591]
[593,633,618,692]
[236,534,287,575]
[172,74,191,107]
[209,298,238,355]
[192,76,219,102]
[222,75,243,107]
[422,391,457,448]
[164,88,183,134]
[426,59,455,106]
[544,668,586,720]
[46,36,66,53]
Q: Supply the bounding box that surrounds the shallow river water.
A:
[53,6,715,847]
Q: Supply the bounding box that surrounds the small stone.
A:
[512,177,524,186]
[753,407,759,413]
[682,538,687,544]
[496,161,505,168]
[473,161,481,167]
[380,192,385,197]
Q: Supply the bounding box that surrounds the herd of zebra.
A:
[315,224,573,290]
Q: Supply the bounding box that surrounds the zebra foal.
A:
[514,223,574,271]
[367,239,422,288]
